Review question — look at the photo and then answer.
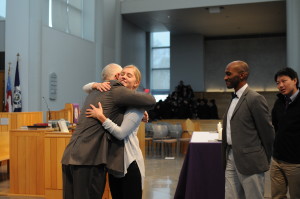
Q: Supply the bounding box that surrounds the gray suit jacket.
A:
[61,80,156,176]
[222,87,274,175]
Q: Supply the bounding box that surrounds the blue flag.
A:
[13,61,22,112]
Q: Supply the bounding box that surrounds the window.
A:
[150,32,170,98]
[0,0,6,19]
[49,0,94,41]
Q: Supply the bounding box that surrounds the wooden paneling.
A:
[153,119,222,132]
[0,112,43,131]
[0,112,9,132]
[0,131,9,160]
[9,130,48,196]
[44,133,71,199]
[10,129,113,198]
[194,91,277,119]
[44,133,71,190]
[8,115,147,198]
[10,130,69,197]
[9,112,43,130]
[0,71,4,112]
[137,123,145,158]
[49,104,74,123]
[0,111,43,184]
[44,132,112,199]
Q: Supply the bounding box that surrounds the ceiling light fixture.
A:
[207,6,224,14]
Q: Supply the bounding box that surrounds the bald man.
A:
[222,60,274,199]
[62,63,156,199]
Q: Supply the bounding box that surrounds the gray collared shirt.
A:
[288,89,299,103]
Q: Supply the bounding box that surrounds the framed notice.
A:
[73,103,80,124]
[58,119,69,132]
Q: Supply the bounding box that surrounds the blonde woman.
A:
[85,65,148,199]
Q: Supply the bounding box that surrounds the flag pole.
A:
[13,54,22,112]
[5,62,13,112]
[8,62,11,75]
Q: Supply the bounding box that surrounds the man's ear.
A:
[115,73,120,80]
[292,78,298,86]
[240,71,247,81]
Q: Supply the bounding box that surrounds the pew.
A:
[0,131,9,176]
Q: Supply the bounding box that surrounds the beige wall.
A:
[194,91,278,119]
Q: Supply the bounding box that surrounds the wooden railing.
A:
[48,103,74,123]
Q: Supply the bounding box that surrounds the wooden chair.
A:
[179,119,193,155]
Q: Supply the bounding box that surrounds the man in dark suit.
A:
[61,63,156,199]
[222,60,274,199]
[271,67,300,199]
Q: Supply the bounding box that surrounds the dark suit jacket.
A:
[222,87,275,175]
[61,80,156,176]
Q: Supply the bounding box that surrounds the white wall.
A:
[204,36,286,92]
[5,0,30,110]
[287,0,300,75]
[121,0,281,13]
[27,0,46,111]
[120,22,286,93]
[5,0,121,113]
[121,19,147,88]
[171,34,205,92]
[102,0,122,65]
[41,26,96,111]
[0,21,4,51]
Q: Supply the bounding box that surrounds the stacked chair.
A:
[145,123,154,156]
[151,123,169,158]
[162,123,183,158]
[145,121,192,158]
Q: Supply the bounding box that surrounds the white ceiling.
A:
[122,1,286,37]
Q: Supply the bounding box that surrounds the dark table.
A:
[174,142,225,199]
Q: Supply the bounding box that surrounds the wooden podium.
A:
[8,107,145,199]
[9,129,111,199]
[9,124,145,198]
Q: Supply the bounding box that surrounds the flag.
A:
[5,71,13,112]
[13,60,22,112]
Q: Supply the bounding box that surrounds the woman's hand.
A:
[92,82,111,92]
[142,111,149,123]
[85,102,107,123]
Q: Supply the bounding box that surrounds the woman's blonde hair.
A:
[123,65,141,86]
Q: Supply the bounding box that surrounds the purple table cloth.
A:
[174,142,225,199]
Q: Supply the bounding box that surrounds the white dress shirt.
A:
[226,83,248,145]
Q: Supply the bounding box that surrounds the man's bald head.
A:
[224,60,250,91]
[101,63,122,81]
[226,60,249,80]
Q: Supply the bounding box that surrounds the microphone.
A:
[42,97,51,121]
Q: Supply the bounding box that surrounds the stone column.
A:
[286,0,300,74]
